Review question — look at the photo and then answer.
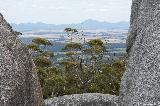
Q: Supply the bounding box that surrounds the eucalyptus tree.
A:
[64,28,78,43]
[62,28,107,92]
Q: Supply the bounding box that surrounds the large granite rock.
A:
[0,13,44,105]
[119,0,160,105]
[45,93,118,106]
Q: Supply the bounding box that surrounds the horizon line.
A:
[9,19,129,25]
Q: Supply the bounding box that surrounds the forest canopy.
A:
[27,28,126,99]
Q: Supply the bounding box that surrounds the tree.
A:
[27,37,56,98]
[83,39,106,71]
[61,28,107,92]
[59,28,126,95]
[27,30,126,99]
[64,28,78,42]
[94,59,126,95]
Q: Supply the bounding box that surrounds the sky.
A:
[0,0,132,24]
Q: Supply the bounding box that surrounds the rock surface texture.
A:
[45,93,118,106]
[0,13,44,106]
[119,0,160,105]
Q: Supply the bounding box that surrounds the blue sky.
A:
[0,0,132,24]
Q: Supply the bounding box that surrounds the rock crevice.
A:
[2,0,160,105]
[45,0,160,106]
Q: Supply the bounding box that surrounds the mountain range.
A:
[11,19,129,31]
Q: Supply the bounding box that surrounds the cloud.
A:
[0,0,132,24]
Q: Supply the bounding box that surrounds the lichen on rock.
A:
[0,13,44,106]
[119,0,160,105]
[45,93,118,106]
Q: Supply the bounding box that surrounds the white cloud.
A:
[0,0,132,24]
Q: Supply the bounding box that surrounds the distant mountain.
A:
[11,19,129,31]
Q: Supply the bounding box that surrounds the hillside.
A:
[11,19,129,31]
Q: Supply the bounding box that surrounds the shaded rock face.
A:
[119,0,160,105]
[45,93,118,106]
[0,13,44,106]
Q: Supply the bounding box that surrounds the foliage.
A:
[27,29,126,99]
[64,28,78,33]
[32,37,53,46]
[64,28,78,42]
[27,37,55,98]
[27,44,42,52]
[62,43,82,51]
[13,31,22,36]
[33,56,52,67]
[88,39,104,46]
